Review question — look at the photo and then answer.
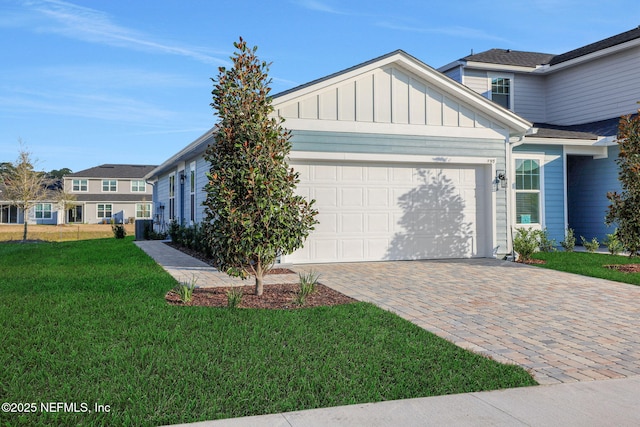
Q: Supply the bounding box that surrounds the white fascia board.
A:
[525,137,608,158]
[464,61,539,73]
[289,150,496,166]
[437,60,465,73]
[524,136,606,146]
[283,118,510,140]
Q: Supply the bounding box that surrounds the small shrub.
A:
[538,228,557,253]
[560,228,576,252]
[294,270,319,306]
[581,236,600,253]
[168,220,180,242]
[174,277,197,303]
[604,231,625,255]
[512,227,540,262]
[112,224,127,239]
[226,286,243,308]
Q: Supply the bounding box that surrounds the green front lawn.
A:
[0,239,536,426]
[532,251,640,285]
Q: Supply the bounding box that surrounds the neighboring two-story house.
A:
[64,164,156,224]
[147,27,640,263]
[439,26,640,243]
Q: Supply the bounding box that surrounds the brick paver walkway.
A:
[294,259,640,385]
[135,241,640,386]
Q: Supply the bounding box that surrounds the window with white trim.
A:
[515,158,541,225]
[35,203,52,219]
[168,175,175,220]
[190,162,196,223]
[491,77,511,109]
[102,179,117,192]
[136,203,152,218]
[72,179,87,192]
[131,180,146,192]
[97,203,113,218]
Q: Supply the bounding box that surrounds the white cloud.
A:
[19,0,229,65]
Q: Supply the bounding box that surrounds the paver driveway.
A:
[293,259,640,385]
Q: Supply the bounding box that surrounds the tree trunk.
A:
[22,220,28,241]
[255,273,264,296]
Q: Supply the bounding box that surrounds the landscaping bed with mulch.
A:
[165,283,356,309]
[165,242,357,309]
[605,264,640,273]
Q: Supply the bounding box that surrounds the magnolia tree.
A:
[606,109,640,256]
[204,38,318,296]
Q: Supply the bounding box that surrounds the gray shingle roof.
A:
[550,26,640,65]
[461,27,640,69]
[73,194,151,202]
[67,164,157,179]
[532,116,633,139]
[463,49,555,68]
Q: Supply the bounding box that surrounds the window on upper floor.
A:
[491,77,511,110]
[72,179,88,192]
[131,180,146,192]
[102,179,117,192]
[515,158,541,225]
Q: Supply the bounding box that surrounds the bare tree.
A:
[1,143,52,240]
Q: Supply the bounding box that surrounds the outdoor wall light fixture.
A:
[179,172,185,184]
[496,170,507,188]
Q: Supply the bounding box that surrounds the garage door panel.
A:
[314,187,338,206]
[341,188,364,206]
[341,240,364,260]
[367,188,389,206]
[341,213,363,232]
[367,167,389,181]
[366,238,390,259]
[315,213,337,233]
[314,239,338,260]
[314,165,338,181]
[366,213,391,233]
[286,160,490,264]
[341,165,365,182]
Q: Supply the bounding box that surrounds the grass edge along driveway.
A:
[532,251,640,286]
[0,238,536,426]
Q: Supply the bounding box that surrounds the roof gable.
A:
[272,50,531,138]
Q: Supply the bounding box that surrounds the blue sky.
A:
[1,0,639,173]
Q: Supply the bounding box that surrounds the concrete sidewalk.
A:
[165,375,640,426]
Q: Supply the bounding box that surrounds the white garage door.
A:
[284,160,491,264]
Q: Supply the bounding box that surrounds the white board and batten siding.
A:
[277,64,511,137]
